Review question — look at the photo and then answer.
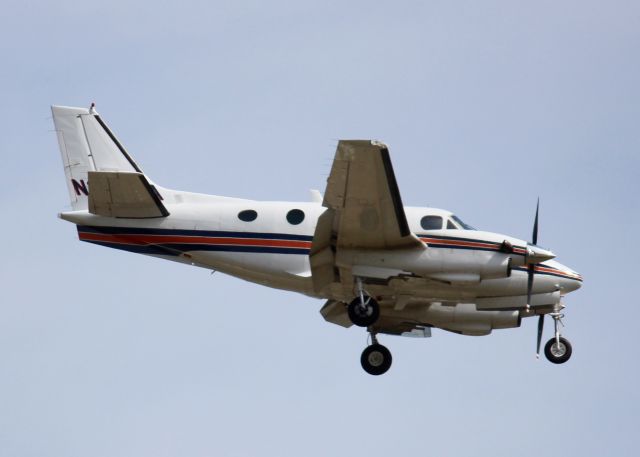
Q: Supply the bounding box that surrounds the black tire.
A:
[347,296,380,327]
[360,344,392,376]
[544,336,572,364]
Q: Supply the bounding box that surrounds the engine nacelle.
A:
[322,299,523,336]
[341,249,513,282]
[419,302,521,336]
[425,255,512,282]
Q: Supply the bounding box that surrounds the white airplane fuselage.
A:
[60,190,582,306]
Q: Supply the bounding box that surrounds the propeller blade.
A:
[536,314,544,358]
[526,264,534,310]
[532,198,539,246]
[526,199,539,310]
[530,200,543,357]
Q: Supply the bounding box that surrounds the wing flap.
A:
[88,171,169,218]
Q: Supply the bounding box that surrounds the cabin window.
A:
[286,209,305,225]
[447,219,457,229]
[420,215,442,230]
[238,209,258,222]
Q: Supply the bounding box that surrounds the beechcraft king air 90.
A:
[52,104,582,375]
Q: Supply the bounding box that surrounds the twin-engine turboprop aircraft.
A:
[52,105,582,375]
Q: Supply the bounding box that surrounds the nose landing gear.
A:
[537,310,573,364]
[544,311,572,364]
[545,336,572,363]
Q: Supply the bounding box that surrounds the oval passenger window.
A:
[286,209,305,225]
[420,215,443,230]
[238,210,258,222]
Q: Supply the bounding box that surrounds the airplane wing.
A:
[310,140,423,293]
[322,140,422,249]
[88,171,170,218]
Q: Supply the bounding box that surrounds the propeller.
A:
[526,199,546,358]
[536,314,544,358]
[532,199,539,245]
[525,199,540,311]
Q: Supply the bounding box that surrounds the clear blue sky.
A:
[1,1,638,455]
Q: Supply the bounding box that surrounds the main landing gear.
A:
[537,310,573,364]
[361,333,392,376]
[347,279,390,375]
[347,278,380,327]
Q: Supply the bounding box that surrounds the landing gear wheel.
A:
[347,296,379,327]
[544,336,572,364]
[361,344,392,376]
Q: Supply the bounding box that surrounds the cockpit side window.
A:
[446,219,457,229]
[420,215,443,230]
[451,215,476,230]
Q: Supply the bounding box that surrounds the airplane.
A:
[51,104,582,375]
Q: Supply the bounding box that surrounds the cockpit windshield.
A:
[451,215,476,230]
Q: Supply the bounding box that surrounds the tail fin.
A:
[52,105,143,210]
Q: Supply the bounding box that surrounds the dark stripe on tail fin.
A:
[94,115,143,173]
[380,147,411,237]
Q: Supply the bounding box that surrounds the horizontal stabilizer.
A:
[88,171,169,218]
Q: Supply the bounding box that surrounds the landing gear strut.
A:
[544,311,572,364]
[360,333,392,376]
[347,278,379,327]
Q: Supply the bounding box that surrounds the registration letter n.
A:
[72,179,89,196]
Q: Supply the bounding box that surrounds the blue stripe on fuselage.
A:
[76,225,314,241]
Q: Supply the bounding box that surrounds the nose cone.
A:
[544,260,582,293]
[564,273,582,292]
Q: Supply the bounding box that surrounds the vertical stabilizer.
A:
[51,105,143,210]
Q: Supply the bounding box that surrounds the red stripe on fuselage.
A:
[79,232,313,249]
[420,237,500,250]
[514,265,582,281]
[534,265,581,280]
